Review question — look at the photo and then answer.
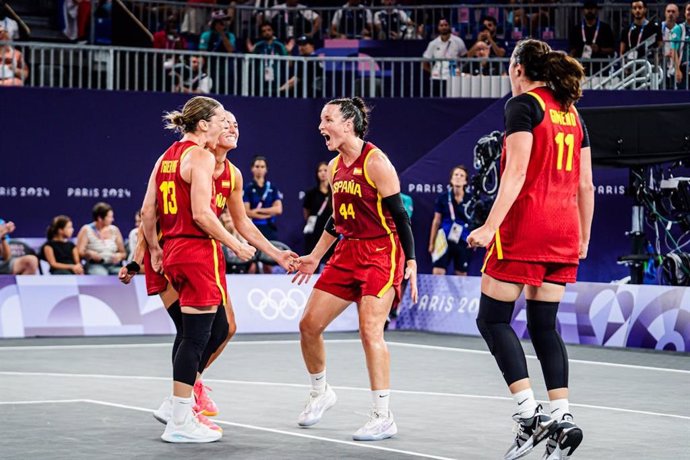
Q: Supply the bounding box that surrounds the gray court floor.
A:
[0,331,688,459]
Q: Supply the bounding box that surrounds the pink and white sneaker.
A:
[193,380,219,416]
[195,411,222,432]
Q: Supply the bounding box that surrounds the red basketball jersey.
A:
[212,159,236,217]
[331,142,397,239]
[495,87,583,263]
[156,140,209,239]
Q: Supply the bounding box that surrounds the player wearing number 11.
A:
[466,39,594,460]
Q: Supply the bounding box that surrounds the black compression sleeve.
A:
[382,193,415,261]
[324,215,338,237]
[504,93,543,136]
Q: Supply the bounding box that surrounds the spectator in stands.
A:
[675,2,690,88]
[243,154,283,247]
[620,0,662,57]
[76,202,127,275]
[0,1,19,40]
[302,161,333,270]
[0,218,39,275]
[264,0,321,43]
[374,0,414,40]
[468,16,507,58]
[153,15,188,51]
[568,1,615,75]
[181,0,214,47]
[42,215,84,275]
[330,0,374,39]
[428,166,473,276]
[0,24,28,86]
[62,0,91,42]
[423,18,467,96]
[199,9,237,53]
[126,210,141,263]
[462,40,504,75]
[279,34,322,96]
[662,3,682,87]
[219,208,252,273]
[248,22,288,94]
[170,55,213,94]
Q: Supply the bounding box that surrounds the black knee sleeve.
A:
[526,299,569,390]
[173,312,215,386]
[476,294,529,386]
[167,300,183,365]
[198,304,230,372]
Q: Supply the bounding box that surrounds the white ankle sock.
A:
[372,389,391,414]
[172,395,194,425]
[310,370,326,393]
[512,388,537,418]
[549,398,569,421]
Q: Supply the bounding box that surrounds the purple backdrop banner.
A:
[0,274,358,338]
[395,275,690,352]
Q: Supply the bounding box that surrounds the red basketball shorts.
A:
[482,245,578,286]
[144,248,169,296]
[163,238,227,307]
[315,233,405,307]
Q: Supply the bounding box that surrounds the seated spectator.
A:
[620,0,662,58]
[126,210,141,263]
[330,0,373,39]
[243,155,283,273]
[462,40,503,76]
[247,22,288,94]
[467,16,506,58]
[199,10,237,53]
[0,25,28,86]
[568,1,615,74]
[0,1,19,40]
[153,15,188,51]
[279,35,322,96]
[76,202,126,275]
[219,208,252,273]
[374,0,415,40]
[170,55,213,94]
[0,218,39,275]
[42,215,84,275]
[302,161,333,271]
[264,0,320,43]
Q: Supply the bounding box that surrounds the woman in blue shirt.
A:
[243,155,283,242]
[428,165,473,275]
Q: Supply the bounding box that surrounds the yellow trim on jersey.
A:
[375,193,393,235]
[228,160,235,192]
[526,91,546,111]
[377,233,397,297]
[179,145,197,163]
[211,239,227,306]
[481,243,495,273]
[332,155,341,181]
[495,229,504,260]
[362,148,381,188]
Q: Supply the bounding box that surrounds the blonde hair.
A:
[163,96,222,134]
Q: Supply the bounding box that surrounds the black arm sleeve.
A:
[578,113,590,148]
[324,215,338,237]
[504,93,544,136]
[382,193,415,261]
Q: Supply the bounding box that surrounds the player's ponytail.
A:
[512,39,584,110]
[326,97,370,139]
[163,96,222,134]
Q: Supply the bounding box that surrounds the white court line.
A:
[0,399,84,405]
[2,371,688,421]
[78,399,456,460]
[1,338,688,375]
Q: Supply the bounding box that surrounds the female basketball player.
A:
[466,39,594,460]
[291,97,418,441]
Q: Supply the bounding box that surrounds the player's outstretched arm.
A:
[141,155,164,271]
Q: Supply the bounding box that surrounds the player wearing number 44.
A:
[290,97,418,442]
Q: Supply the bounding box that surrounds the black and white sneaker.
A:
[542,413,583,459]
[504,404,558,460]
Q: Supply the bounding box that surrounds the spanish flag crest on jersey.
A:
[353,167,363,176]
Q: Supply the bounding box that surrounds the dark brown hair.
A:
[163,96,222,134]
[46,215,72,240]
[512,39,584,110]
[326,97,370,139]
[92,202,113,221]
[449,165,469,183]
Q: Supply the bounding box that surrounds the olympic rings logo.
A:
[247,288,306,320]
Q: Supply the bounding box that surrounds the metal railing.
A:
[1,40,687,96]
[97,1,672,46]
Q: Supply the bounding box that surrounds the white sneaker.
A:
[153,396,172,425]
[297,384,337,427]
[161,412,223,443]
[352,409,398,441]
